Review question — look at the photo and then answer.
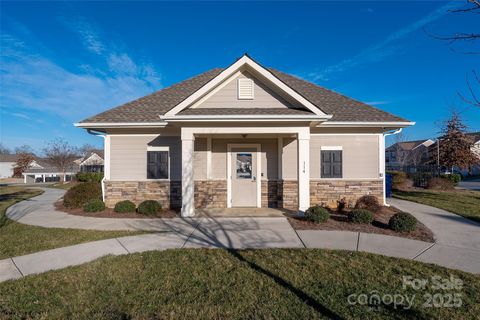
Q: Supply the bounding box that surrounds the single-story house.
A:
[75,150,104,173]
[22,160,78,183]
[75,55,414,217]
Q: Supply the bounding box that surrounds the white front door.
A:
[230,146,259,207]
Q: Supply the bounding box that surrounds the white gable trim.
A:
[164,55,328,117]
[79,153,104,166]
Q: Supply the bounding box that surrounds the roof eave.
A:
[74,122,168,129]
[318,121,415,128]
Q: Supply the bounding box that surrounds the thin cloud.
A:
[61,16,105,55]
[309,1,462,81]
[0,19,162,122]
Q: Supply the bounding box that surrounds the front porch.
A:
[180,126,311,217]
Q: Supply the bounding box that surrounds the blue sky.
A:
[1,1,479,152]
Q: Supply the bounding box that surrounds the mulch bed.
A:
[55,200,178,219]
[288,206,435,242]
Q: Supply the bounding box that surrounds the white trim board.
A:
[320,146,342,151]
[226,143,262,208]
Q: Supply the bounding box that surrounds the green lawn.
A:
[0,186,144,259]
[393,189,480,223]
[1,249,478,319]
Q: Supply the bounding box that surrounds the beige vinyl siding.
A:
[310,135,380,179]
[110,135,182,181]
[210,138,278,180]
[282,138,298,180]
[194,138,207,180]
[195,71,298,109]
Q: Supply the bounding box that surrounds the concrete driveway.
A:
[456,179,480,191]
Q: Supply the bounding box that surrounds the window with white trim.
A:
[147,147,169,179]
[237,78,254,99]
[321,150,342,178]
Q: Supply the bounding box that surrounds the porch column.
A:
[181,129,195,217]
[297,129,310,214]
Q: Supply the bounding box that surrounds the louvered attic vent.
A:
[237,78,254,99]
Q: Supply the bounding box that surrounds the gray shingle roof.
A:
[178,108,314,116]
[79,66,409,124]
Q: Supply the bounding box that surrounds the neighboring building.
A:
[75,150,104,173]
[385,139,434,170]
[0,154,18,178]
[75,55,414,216]
[22,159,78,183]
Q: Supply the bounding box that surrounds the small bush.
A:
[137,200,161,215]
[76,172,104,183]
[305,206,330,223]
[83,199,105,212]
[426,177,454,190]
[63,182,102,208]
[440,173,461,185]
[389,212,417,232]
[348,209,374,224]
[354,195,381,212]
[114,200,136,213]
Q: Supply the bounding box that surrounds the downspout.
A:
[382,128,403,206]
[87,129,106,202]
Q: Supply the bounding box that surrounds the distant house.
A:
[0,154,19,178]
[22,159,79,183]
[75,150,104,173]
[385,139,434,170]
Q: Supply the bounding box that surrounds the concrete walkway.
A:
[6,188,195,231]
[1,189,479,282]
[388,198,480,274]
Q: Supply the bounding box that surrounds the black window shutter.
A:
[321,150,342,178]
[147,151,169,179]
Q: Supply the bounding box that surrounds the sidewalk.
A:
[1,189,479,282]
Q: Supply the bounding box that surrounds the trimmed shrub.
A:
[76,172,104,183]
[354,195,381,212]
[114,200,136,213]
[83,199,105,213]
[63,182,102,208]
[348,209,374,224]
[305,206,330,223]
[389,212,417,232]
[426,177,454,190]
[440,173,461,185]
[137,200,161,215]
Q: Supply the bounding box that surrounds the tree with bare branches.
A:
[14,153,35,178]
[43,138,79,183]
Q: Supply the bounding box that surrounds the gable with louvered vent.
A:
[237,78,254,100]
